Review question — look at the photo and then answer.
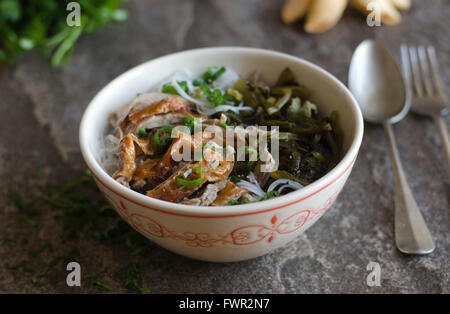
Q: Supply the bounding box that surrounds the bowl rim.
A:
[79,46,364,218]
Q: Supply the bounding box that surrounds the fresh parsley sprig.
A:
[0,0,127,66]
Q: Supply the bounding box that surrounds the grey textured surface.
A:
[0,0,449,293]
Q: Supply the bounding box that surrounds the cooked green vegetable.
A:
[270,170,310,186]
[153,126,177,147]
[0,0,127,66]
[176,166,204,187]
[228,197,250,205]
[262,190,280,200]
[195,66,226,85]
[162,81,189,95]
[137,127,147,138]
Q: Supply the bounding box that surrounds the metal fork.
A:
[400,45,450,178]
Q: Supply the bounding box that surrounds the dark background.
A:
[0,0,449,293]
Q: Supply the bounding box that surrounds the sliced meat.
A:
[113,92,205,135]
[110,93,182,127]
[137,112,187,131]
[146,147,234,203]
[112,132,164,187]
[201,148,234,182]
[146,163,206,203]
[181,180,227,206]
[130,131,194,187]
[112,134,137,187]
[130,133,153,155]
[211,182,250,206]
[249,70,270,92]
[132,158,160,182]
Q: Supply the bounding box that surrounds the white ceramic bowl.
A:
[79,47,363,262]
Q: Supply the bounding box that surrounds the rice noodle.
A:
[170,78,213,114]
[237,172,266,199]
[267,179,303,193]
[214,104,254,114]
[236,180,265,199]
[99,127,123,175]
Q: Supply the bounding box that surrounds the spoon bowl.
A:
[349,39,410,123]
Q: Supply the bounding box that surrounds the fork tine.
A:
[427,46,447,101]
[408,46,424,97]
[417,46,434,96]
[400,44,413,95]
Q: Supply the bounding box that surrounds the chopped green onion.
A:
[175,167,204,187]
[200,66,226,84]
[230,175,242,183]
[228,197,250,205]
[137,127,147,137]
[262,191,280,200]
[153,126,177,147]
[198,84,233,107]
[220,122,228,129]
[162,81,189,95]
[183,115,200,134]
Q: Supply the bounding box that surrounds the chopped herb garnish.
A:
[228,197,250,205]
[153,126,177,147]
[7,189,39,227]
[183,115,201,134]
[162,81,189,95]
[0,0,128,66]
[203,66,226,83]
[176,166,204,187]
[230,175,242,183]
[262,190,280,201]
[197,83,234,107]
[137,127,147,137]
[117,262,149,293]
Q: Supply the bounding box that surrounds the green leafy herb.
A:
[153,125,177,147]
[228,197,250,205]
[176,166,204,187]
[137,127,147,137]
[195,66,226,85]
[7,189,39,227]
[261,190,280,201]
[162,81,189,95]
[86,273,114,292]
[117,262,149,293]
[0,0,128,66]
[183,115,201,134]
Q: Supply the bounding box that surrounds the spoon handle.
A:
[383,122,435,254]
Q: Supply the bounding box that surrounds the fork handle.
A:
[433,114,450,180]
[383,122,435,254]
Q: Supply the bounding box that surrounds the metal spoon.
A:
[348,39,435,254]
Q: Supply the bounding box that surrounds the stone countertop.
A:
[0,0,449,293]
